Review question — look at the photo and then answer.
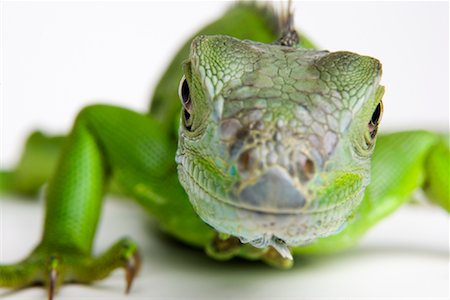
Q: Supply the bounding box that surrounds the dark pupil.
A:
[368,103,382,139]
[181,79,192,131]
[371,103,381,125]
[181,79,190,105]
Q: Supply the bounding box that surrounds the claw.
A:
[270,238,293,261]
[124,250,141,294]
[47,256,60,300]
[48,269,56,300]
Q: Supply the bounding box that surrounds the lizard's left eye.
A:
[179,75,193,131]
[178,75,192,113]
[368,101,383,138]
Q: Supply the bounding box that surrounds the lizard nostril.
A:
[238,149,252,174]
[296,157,315,183]
[303,159,315,180]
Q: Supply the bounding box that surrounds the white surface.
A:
[0,197,449,299]
[1,1,449,299]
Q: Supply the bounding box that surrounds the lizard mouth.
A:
[179,147,365,215]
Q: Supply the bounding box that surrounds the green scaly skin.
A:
[1,2,449,298]
[176,34,385,258]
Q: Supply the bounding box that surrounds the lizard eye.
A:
[368,101,383,138]
[178,75,193,131]
[178,75,192,113]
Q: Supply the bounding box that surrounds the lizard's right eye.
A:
[178,75,192,113]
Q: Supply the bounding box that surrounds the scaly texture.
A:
[0,2,448,298]
[176,35,383,252]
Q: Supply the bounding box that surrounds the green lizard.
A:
[0,2,448,299]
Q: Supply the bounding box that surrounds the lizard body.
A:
[0,2,448,298]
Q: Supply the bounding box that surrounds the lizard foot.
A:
[0,237,140,299]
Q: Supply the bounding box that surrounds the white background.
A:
[0,1,449,299]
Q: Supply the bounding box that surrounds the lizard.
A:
[0,2,448,299]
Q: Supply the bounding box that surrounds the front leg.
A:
[0,105,176,298]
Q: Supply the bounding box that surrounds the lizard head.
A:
[176,35,384,258]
